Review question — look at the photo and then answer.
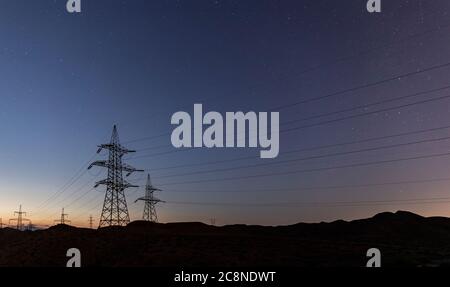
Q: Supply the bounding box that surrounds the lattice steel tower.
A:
[88,215,94,229]
[54,208,71,225]
[9,205,29,231]
[88,125,143,228]
[135,174,164,222]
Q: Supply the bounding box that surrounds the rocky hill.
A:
[0,211,449,267]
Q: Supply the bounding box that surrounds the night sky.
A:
[1,0,450,227]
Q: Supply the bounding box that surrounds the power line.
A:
[123,131,171,145]
[55,166,140,225]
[158,150,450,186]
[59,171,107,211]
[131,89,450,163]
[152,135,450,180]
[38,173,105,224]
[165,197,450,208]
[69,193,104,222]
[33,175,101,216]
[136,143,173,152]
[126,147,191,161]
[285,18,450,80]
[281,84,450,125]
[68,182,144,227]
[129,85,450,163]
[40,188,96,225]
[129,61,450,156]
[128,83,450,157]
[34,131,111,213]
[162,177,450,193]
[36,185,104,227]
[69,193,105,224]
[121,20,450,145]
[142,123,450,172]
[31,169,105,221]
[271,61,450,112]
[65,187,96,209]
[34,153,98,210]
[28,26,450,223]
[282,93,450,133]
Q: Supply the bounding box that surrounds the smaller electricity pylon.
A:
[26,222,35,231]
[88,215,94,229]
[135,174,164,222]
[9,205,30,231]
[54,208,71,225]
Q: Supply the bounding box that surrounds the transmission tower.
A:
[26,222,34,231]
[54,208,71,225]
[9,205,30,231]
[0,218,3,228]
[88,125,143,228]
[88,215,94,229]
[135,174,164,222]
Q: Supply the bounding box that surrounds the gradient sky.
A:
[2,0,450,227]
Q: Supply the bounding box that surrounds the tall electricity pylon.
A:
[0,218,3,228]
[9,205,30,231]
[54,208,71,225]
[89,125,143,228]
[135,174,164,222]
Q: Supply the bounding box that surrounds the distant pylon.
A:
[0,218,3,228]
[88,125,143,228]
[9,205,30,231]
[26,222,34,231]
[135,174,164,222]
[88,215,94,229]
[54,208,71,225]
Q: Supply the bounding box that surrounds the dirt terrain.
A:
[1,211,449,267]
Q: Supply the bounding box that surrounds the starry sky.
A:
[1,0,450,227]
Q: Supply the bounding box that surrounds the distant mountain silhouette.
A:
[1,211,450,267]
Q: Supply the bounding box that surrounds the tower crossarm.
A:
[123,180,139,189]
[135,196,164,203]
[96,144,136,155]
[94,178,139,189]
[122,163,144,176]
[93,178,109,188]
[88,161,143,176]
[88,160,108,169]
